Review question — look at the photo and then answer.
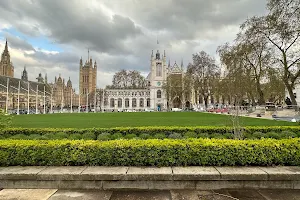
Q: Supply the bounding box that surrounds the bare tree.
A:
[186,51,220,108]
[242,0,300,106]
[108,70,147,89]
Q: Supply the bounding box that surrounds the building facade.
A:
[0,40,14,77]
[102,50,189,111]
[49,75,78,108]
[79,56,97,106]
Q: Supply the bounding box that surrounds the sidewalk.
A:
[0,166,300,190]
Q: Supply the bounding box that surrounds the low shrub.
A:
[281,131,297,139]
[139,133,152,139]
[53,132,69,140]
[0,138,299,166]
[183,132,197,138]
[252,132,264,139]
[110,133,123,140]
[82,132,96,140]
[69,133,82,140]
[97,133,111,141]
[153,133,166,139]
[169,133,182,139]
[10,134,27,140]
[1,126,299,137]
[198,133,209,138]
[28,134,42,140]
[265,132,280,139]
[124,134,137,139]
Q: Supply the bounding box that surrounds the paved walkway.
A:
[1,189,300,200]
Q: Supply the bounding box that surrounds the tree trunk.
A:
[204,96,208,108]
[256,80,265,105]
[285,81,297,107]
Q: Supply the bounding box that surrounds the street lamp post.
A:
[27,81,30,114]
[70,89,73,113]
[17,81,20,115]
[86,90,89,113]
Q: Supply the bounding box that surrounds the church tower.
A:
[0,39,14,77]
[149,49,167,111]
[79,51,97,106]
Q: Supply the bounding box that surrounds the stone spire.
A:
[181,58,184,70]
[4,39,8,52]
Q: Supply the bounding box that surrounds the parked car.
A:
[265,102,276,111]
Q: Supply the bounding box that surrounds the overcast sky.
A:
[0,0,267,91]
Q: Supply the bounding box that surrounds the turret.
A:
[151,50,154,58]
[67,77,72,88]
[94,60,97,68]
[156,50,160,60]
[55,76,57,83]
[45,73,48,84]
[80,57,83,68]
[181,59,184,70]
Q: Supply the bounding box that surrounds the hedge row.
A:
[1,126,300,136]
[3,130,299,140]
[0,138,300,166]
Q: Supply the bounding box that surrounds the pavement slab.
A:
[258,189,300,200]
[0,166,46,180]
[172,167,220,180]
[0,189,57,200]
[126,167,172,180]
[37,166,87,180]
[110,190,172,200]
[48,190,112,200]
[227,189,266,200]
[215,167,268,180]
[81,166,128,180]
[259,166,300,180]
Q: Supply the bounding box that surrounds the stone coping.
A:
[0,166,299,181]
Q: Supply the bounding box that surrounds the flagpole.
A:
[5,78,9,114]
[36,85,38,114]
[50,87,53,114]
[102,89,105,113]
[27,81,30,114]
[78,92,81,113]
[70,89,73,113]
[43,86,46,114]
[94,90,96,113]
[86,90,89,113]
[17,81,20,115]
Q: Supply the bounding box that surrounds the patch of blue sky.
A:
[1,27,62,52]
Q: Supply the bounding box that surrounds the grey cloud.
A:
[4,33,35,51]
[0,0,268,88]
[0,0,142,55]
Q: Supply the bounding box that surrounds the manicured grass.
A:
[11,112,295,128]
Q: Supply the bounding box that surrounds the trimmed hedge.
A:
[0,138,300,166]
[1,126,300,136]
[2,130,298,140]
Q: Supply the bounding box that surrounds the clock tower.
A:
[149,50,167,111]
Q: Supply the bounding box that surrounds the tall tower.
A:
[79,54,97,106]
[21,66,28,81]
[0,39,14,77]
[149,49,167,111]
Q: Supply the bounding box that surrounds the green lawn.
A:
[10,112,295,128]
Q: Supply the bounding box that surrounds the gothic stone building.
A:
[48,75,78,108]
[0,40,14,77]
[79,57,97,106]
[102,50,190,111]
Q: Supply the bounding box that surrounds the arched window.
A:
[125,98,129,108]
[104,98,108,106]
[139,98,144,107]
[132,98,137,107]
[156,63,162,76]
[110,98,115,108]
[118,98,122,108]
[147,98,150,107]
[157,90,162,98]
